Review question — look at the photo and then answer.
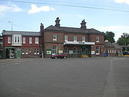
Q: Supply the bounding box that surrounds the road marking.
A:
[103,59,117,97]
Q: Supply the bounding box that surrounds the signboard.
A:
[96,53,100,55]
[58,50,63,54]
[91,51,95,54]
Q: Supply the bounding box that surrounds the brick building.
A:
[103,40,122,56]
[2,17,122,58]
[41,17,105,58]
[2,30,41,58]
[0,35,3,58]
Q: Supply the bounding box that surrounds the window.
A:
[23,37,26,44]
[8,36,11,44]
[53,35,57,41]
[29,37,32,44]
[74,36,77,41]
[18,36,20,42]
[15,36,17,42]
[12,34,22,46]
[52,45,57,54]
[34,49,39,55]
[13,35,21,43]
[82,36,85,42]
[96,36,99,42]
[96,46,100,54]
[35,37,39,44]
[64,35,68,41]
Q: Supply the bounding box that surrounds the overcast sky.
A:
[0,0,129,41]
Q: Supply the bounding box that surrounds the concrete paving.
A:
[0,57,129,97]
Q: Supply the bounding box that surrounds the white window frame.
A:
[23,37,26,44]
[15,36,17,42]
[53,35,57,41]
[35,37,39,44]
[29,37,32,44]
[82,36,85,42]
[64,35,68,41]
[12,34,22,46]
[8,36,11,44]
[96,46,100,55]
[74,36,77,41]
[52,45,57,54]
[96,36,99,42]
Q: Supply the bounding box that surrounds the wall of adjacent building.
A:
[3,35,41,58]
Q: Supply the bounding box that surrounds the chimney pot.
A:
[55,17,60,27]
[80,19,86,29]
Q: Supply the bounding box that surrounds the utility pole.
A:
[8,21,13,31]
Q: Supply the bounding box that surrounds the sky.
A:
[0,0,129,41]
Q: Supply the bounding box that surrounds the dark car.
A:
[123,51,129,56]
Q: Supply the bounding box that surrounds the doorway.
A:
[5,48,15,58]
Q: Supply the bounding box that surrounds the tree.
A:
[104,31,115,43]
[117,33,129,46]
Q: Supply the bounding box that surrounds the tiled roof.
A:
[112,43,122,49]
[45,25,104,34]
[104,42,122,49]
[2,30,40,36]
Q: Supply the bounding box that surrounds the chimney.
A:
[40,23,44,39]
[55,17,60,27]
[80,19,86,30]
[40,23,45,58]
[40,23,44,33]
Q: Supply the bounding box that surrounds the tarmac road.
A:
[0,57,129,97]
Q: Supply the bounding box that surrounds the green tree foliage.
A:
[117,33,129,46]
[104,31,115,43]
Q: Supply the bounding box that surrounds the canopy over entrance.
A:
[64,44,91,58]
[64,41,95,45]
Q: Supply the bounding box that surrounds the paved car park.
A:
[0,57,129,97]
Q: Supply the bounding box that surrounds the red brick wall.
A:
[89,34,104,44]
[88,34,104,56]
[3,35,12,47]
[64,33,88,41]
[45,43,63,50]
[21,47,40,58]
[22,36,40,48]
[44,31,105,57]
[3,35,40,48]
[44,31,64,43]
[44,31,89,43]
[44,43,64,57]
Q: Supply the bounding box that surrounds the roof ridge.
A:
[3,30,39,33]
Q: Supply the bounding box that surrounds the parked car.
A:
[51,54,67,59]
[123,51,129,56]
